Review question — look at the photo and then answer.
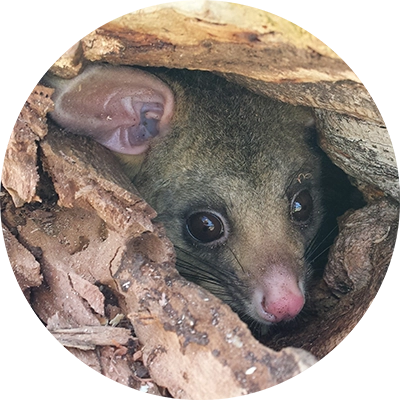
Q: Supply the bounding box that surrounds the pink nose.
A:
[260,292,305,323]
[253,269,305,324]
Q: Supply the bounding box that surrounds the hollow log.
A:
[2,2,398,399]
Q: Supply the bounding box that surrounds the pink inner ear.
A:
[50,65,175,155]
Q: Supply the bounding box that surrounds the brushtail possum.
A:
[44,64,329,327]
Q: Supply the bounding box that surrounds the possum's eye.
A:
[290,190,313,224]
[186,212,226,244]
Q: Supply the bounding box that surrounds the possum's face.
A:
[133,71,324,325]
[45,65,324,326]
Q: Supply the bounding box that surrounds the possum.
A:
[43,64,336,328]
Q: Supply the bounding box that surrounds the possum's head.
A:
[45,65,324,326]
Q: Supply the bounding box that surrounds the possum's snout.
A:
[252,268,305,324]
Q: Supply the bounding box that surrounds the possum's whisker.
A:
[176,258,223,284]
[227,246,245,273]
[304,224,338,263]
[175,245,249,309]
[175,246,237,281]
[175,246,242,288]
[239,312,268,337]
[305,227,336,258]
[175,269,220,287]
[307,244,333,265]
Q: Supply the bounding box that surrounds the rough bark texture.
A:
[2,2,399,399]
[2,85,54,207]
[316,109,398,202]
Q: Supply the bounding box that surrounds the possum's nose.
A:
[253,269,305,324]
[260,291,305,323]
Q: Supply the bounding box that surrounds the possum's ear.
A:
[44,65,175,155]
